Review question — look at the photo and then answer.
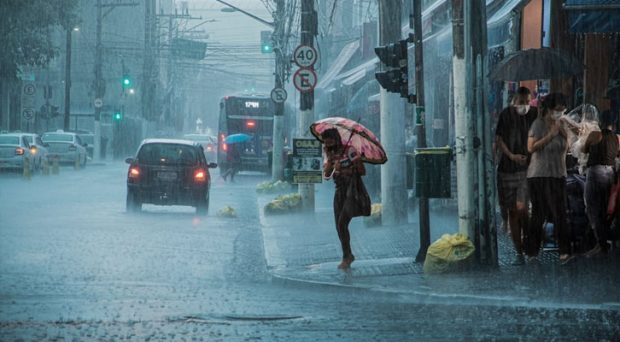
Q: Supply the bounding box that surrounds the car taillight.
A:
[222,143,228,152]
[246,120,256,128]
[15,148,25,155]
[194,169,207,182]
[68,145,77,151]
[207,144,213,152]
[128,166,140,179]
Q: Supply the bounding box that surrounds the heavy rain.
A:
[1,0,620,340]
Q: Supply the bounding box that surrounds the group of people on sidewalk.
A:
[496,87,620,265]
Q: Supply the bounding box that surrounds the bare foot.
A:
[338,255,355,269]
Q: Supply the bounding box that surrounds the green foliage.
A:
[0,0,80,80]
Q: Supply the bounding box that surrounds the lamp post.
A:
[64,26,79,131]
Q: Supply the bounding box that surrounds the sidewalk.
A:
[258,182,620,310]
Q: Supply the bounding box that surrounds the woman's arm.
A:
[528,122,559,153]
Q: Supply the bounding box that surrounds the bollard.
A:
[74,154,80,170]
[52,155,60,175]
[23,156,31,181]
[42,156,50,176]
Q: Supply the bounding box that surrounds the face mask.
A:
[515,105,530,115]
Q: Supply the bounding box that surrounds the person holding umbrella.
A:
[311,117,386,270]
[526,93,572,262]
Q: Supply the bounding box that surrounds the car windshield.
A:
[23,136,33,143]
[42,133,73,142]
[0,136,20,145]
[79,135,94,144]
[137,143,198,165]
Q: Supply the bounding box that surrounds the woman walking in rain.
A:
[582,111,619,257]
[322,128,370,269]
[526,93,572,262]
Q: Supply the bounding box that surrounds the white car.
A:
[41,130,88,166]
[19,133,49,170]
[183,133,218,163]
[0,133,36,172]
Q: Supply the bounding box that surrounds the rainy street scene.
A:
[1,0,620,341]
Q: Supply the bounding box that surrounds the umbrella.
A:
[489,47,584,81]
[224,133,252,144]
[310,117,387,165]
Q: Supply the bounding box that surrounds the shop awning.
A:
[564,0,620,33]
[316,40,359,90]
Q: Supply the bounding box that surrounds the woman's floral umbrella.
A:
[310,117,388,165]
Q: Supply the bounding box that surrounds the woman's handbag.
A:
[345,174,371,217]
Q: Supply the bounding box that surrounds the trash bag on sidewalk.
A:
[423,233,475,274]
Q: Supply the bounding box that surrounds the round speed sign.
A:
[293,45,318,68]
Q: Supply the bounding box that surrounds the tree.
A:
[0,0,79,80]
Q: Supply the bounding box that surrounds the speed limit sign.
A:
[293,45,318,68]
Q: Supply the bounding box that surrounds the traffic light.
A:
[260,30,273,54]
[113,111,123,121]
[122,75,131,88]
[375,38,410,99]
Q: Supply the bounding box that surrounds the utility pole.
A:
[298,0,317,212]
[452,0,475,240]
[378,0,407,225]
[412,0,430,262]
[465,0,496,265]
[142,0,157,123]
[93,0,138,161]
[94,0,103,161]
[63,28,72,131]
[272,0,285,181]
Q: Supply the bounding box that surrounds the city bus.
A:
[218,94,277,173]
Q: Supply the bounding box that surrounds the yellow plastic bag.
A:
[217,205,237,218]
[423,233,475,274]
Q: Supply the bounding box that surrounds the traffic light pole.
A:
[412,0,431,262]
[378,0,407,225]
[298,0,316,212]
[63,28,72,131]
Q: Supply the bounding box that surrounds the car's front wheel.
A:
[126,190,142,212]
[195,194,209,216]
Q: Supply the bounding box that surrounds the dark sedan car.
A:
[125,139,217,215]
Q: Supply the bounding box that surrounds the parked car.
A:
[183,133,218,163]
[20,133,49,170]
[73,131,94,159]
[41,130,88,166]
[125,139,218,215]
[0,133,36,172]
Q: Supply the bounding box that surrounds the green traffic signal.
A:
[122,76,131,87]
[113,112,123,121]
[261,44,272,53]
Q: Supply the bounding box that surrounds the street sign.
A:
[94,98,103,108]
[23,108,34,120]
[292,138,322,184]
[270,87,287,103]
[293,45,318,67]
[293,68,317,93]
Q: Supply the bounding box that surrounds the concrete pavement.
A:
[258,181,620,310]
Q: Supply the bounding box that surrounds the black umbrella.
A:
[489,47,584,81]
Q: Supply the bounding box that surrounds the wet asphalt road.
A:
[1,163,619,341]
